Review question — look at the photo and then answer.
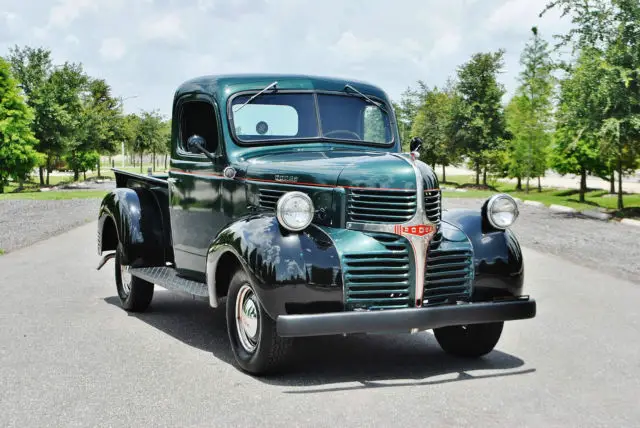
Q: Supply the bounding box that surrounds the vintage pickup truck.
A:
[96,74,536,375]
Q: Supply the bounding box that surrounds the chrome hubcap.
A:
[120,263,132,295]
[235,284,259,353]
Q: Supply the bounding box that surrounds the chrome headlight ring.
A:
[485,194,519,229]
[276,191,314,232]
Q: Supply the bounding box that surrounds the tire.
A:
[433,321,504,358]
[114,245,154,312]
[226,267,292,375]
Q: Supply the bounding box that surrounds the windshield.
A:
[229,92,393,145]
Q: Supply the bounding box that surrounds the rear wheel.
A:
[114,245,154,312]
[433,321,503,358]
[226,267,292,375]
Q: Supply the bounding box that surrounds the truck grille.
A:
[343,233,411,310]
[424,239,473,304]
[424,190,441,224]
[347,189,417,223]
[257,188,286,210]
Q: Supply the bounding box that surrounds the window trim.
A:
[175,95,223,160]
[226,89,396,148]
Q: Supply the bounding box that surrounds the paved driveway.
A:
[1,218,639,427]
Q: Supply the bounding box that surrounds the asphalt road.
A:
[1,222,639,427]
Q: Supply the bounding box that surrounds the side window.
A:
[180,101,219,154]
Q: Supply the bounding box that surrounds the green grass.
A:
[0,249,5,256]
[441,174,640,218]
[0,190,108,201]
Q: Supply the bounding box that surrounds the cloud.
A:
[99,37,126,61]
[64,34,80,45]
[139,12,186,44]
[48,0,96,28]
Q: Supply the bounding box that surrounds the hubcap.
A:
[120,263,132,295]
[235,284,259,353]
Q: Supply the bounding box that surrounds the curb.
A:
[620,218,640,228]
[523,200,545,207]
[580,210,613,221]
[549,204,578,214]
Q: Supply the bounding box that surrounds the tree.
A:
[504,27,555,192]
[8,46,89,185]
[0,57,40,193]
[410,82,460,181]
[551,48,610,202]
[133,110,164,173]
[542,0,640,209]
[450,50,508,186]
[394,82,428,150]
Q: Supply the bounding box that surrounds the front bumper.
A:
[276,297,536,337]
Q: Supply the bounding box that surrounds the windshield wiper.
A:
[234,81,278,112]
[344,84,388,114]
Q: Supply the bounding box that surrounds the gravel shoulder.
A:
[0,199,102,253]
[444,197,640,285]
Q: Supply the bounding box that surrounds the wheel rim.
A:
[120,263,132,296]
[235,284,259,353]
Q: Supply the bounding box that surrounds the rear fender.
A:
[97,188,167,266]
[205,214,343,317]
[442,208,524,297]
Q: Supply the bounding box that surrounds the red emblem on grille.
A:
[394,224,434,237]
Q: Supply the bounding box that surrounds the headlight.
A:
[486,194,519,229]
[276,191,314,231]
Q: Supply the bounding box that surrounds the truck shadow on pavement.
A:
[105,291,535,391]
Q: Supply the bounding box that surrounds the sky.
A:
[0,0,572,118]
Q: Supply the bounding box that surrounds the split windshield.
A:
[229,92,393,145]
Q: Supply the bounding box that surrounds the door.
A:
[168,96,225,281]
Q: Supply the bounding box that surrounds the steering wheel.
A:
[324,130,362,140]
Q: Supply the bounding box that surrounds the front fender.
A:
[97,188,166,266]
[442,208,524,297]
[206,215,343,318]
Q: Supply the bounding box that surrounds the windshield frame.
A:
[226,89,396,148]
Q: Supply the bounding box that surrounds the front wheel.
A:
[433,321,503,358]
[226,267,292,375]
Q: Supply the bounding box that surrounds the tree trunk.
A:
[153,151,156,172]
[526,177,530,194]
[537,176,542,192]
[617,157,623,210]
[579,167,587,203]
[164,154,168,170]
[610,170,615,194]
[475,162,480,185]
[516,177,522,191]
[139,152,143,173]
[482,167,487,186]
[442,164,446,183]
[73,169,79,181]
[0,185,4,194]
[83,170,86,181]
[39,167,45,186]
[97,160,101,177]
[46,155,51,186]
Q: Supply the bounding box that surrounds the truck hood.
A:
[244,150,428,190]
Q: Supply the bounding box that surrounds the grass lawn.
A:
[0,190,108,201]
[441,174,640,219]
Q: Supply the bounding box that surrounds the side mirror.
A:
[187,135,206,153]
[186,134,217,164]
[409,137,423,153]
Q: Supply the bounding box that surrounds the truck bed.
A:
[113,168,169,189]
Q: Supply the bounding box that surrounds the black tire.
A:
[226,267,292,375]
[433,321,504,358]
[114,245,154,312]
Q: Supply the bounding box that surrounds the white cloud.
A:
[99,37,126,61]
[65,34,80,45]
[429,31,463,58]
[139,13,186,43]
[48,0,96,28]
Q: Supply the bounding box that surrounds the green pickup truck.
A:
[96,74,536,375]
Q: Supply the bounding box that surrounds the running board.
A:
[129,266,209,300]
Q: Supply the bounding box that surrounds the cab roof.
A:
[173,73,391,104]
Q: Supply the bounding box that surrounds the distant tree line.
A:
[394,0,640,210]
[0,45,170,193]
